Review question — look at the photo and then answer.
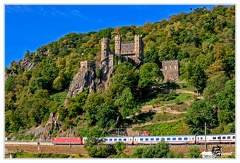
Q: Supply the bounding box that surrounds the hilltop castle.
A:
[101,35,144,67]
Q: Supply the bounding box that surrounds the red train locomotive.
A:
[52,137,82,145]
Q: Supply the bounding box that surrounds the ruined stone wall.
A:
[161,60,179,82]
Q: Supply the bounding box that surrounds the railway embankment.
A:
[5,143,235,157]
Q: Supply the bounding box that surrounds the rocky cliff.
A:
[66,61,115,99]
[5,58,39,80]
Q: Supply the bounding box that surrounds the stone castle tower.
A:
[101,34,144,67]
[101,38,110,66]
[161,60,179,82]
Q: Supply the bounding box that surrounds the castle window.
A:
[170,66,171,69]
[175,65,177,69]
[165,66,167,70]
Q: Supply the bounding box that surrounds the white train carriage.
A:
[133,135,196,145]
[196,134,235,144]
[104,136,134,145]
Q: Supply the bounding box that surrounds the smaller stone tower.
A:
[161,60,179,82]
[101,38,110,66]
[115,35,122,55]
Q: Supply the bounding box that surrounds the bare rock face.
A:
[66,61,99,98]
[5,58,39,80]
[66,61,115,99]
[40,112,60,141]
[100,64,115,91]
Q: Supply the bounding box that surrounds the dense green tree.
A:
[185,100,218,134]
[138,62,163,88]
[131,141,173,158]
[83,92,105,126]
[222,56,235,79]
[114,87,139,119]
[67,89,88,118]
[131,146,146,158]
[95,105,118,131]
[109,62,139,98]
[188,145,201,158]
[187,63,207,94]
[216,79,235,111]
[114,142,126,155]
[203,72,228,103]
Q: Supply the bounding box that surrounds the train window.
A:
[161,138,165,141]
[150,138,154,141]
[156,138,159,141]
[167,138,170,141]
[172,138,176,140]
[227,136,231,139]
[123,138,127,141]
[119,139,122,141]
[217,137,221,139]
[184,137,188,140]
[200,137,203,140]
[105,139,108,141]
[114,139,117,141]
[178,138,182,140]
[233,136,235,139]
[145,138,149,141]
[222,137,226,139]
[140,138,143,141]
[110,139,112,141]
[213,137,216,140]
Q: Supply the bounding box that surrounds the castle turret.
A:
[115,35,122,55]
[101,38,110,65]
[134,35,143,64]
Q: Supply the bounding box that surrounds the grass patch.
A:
[132,120,189,136]
[176,93,194,101]
[14,151,70,158]
[177,81,196,92]
[145,92,195,106]
[50,90,68,104]
[151,112,185,123]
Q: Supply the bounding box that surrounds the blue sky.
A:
[4,4,230,67]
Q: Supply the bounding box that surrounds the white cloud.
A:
[5,5,32,13]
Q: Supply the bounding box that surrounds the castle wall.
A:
[121,42,135,55]
[80,60,95,70]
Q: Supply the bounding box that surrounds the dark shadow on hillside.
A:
[134,110,156,124]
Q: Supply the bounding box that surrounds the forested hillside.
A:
[5,5,235,140]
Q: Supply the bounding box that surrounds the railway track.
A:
[5,141,235,146]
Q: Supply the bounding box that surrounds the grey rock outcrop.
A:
[5,58,39,80]
[66,60,115,99]
[66,61,99,98]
